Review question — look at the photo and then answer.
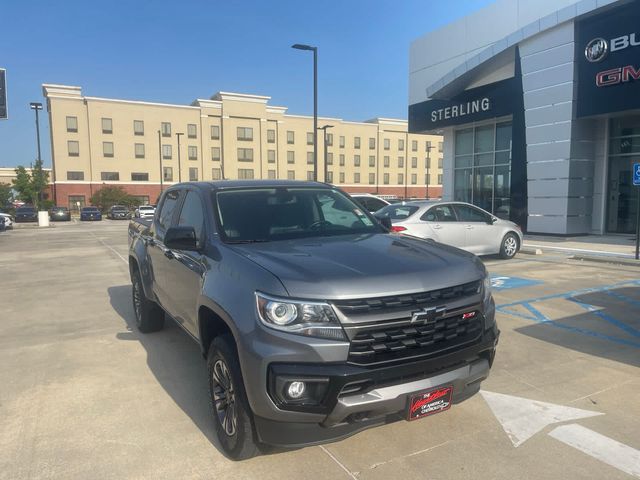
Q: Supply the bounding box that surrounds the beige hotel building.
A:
[43,84,443,210]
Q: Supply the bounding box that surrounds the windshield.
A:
[83,207,99,212]
[375,204,421,220]
[17,208,36,213]
[214,187,381,243]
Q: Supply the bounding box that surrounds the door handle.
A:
[465,225,474,229]
[164,250,174,259]
[432,224,442,229]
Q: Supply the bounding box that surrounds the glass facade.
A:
[607,115,640,234]
[454,121,512,219]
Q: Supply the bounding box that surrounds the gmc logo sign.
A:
[596,65,640,87]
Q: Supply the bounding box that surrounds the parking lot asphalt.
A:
[1,222,639,480]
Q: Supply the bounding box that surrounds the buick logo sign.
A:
[585,38,608,62]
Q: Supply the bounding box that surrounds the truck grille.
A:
[332,280,481,316]
[347,310,483,365]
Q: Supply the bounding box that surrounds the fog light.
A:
[287,381,306,399]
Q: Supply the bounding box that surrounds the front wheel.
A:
[207,335,259,460]
[499,232,519,259]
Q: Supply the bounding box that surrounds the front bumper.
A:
[252,324,499,447]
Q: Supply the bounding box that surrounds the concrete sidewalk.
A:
[524,234,638,259]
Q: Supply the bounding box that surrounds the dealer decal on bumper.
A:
[408,386,453,421]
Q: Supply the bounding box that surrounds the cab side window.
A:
[454,205,490,223]
[422,205,456,222]
[156,190,180,238]
[177,191,205,245]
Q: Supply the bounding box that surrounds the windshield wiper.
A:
[226,239,270,244]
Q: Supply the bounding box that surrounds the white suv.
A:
[135,205,156,219]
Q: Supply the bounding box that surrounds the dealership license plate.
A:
[407,386,454,421]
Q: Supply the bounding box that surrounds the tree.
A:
[11,164,50,209]
[90,185,142,212]
[30,159,50,209]
[12,166,35,205]
[0,183,12,208]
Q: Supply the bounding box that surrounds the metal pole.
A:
[158,130,163,193]
[35,108,42,166]
[176,132,183,182]
[636,188,639,260]
[313,48,318,181]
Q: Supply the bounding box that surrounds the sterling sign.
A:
[430,97,491,122]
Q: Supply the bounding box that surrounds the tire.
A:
[131,269,165,332]
[207,334,259,460]
[499,232,519,260]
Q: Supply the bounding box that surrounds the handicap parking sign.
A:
[634,163,640,186]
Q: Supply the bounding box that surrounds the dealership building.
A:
[409,0,640,234]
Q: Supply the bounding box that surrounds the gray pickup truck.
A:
[128,180,499,460]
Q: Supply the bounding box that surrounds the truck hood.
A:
[229,233,485,299]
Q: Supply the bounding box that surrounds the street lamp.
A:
[426,143,433,199]
[175,132,183,182]
[292,43,318,180]
[30,102,44,206]
[319,125,333,183]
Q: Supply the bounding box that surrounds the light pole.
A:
[175,132,183,182]
[292,43,318,180]
[319,125,333,183]
[426,144,433,199]
[30,102,44,206]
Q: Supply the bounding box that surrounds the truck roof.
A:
[171,180,332,191]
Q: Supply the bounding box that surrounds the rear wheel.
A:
[131,269,164,332]
[207,334,259,460]
[499,232,519,259]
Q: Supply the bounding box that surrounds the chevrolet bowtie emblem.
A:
[411,306,447,325]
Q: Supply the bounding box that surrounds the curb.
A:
[519,247,543,255]
[569,254,640,267]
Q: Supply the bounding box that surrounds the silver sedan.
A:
[375,201,523,259]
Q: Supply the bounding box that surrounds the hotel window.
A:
[426,157,431,168]
[354,155,360,167]
[326,171,333,183]
[384,138,390,150]
[369,173,375,185]
[369,137,375,149]
[339,154,345,166]
[164,167,173,182]
[211,147,221,161]
[268,149,276,163]
[237,127,253,141]
[131,172,149,181]
[327,152,333,165]
[287,151,295,164]
[66,171,84,180]
[101,117,112,134]
[135,143,145,159]
[162,144,172,160]
[327,133,333,146]
[369,155,375,167]
[211,125,220,140]
[339,172,345,183]
[411,173,417,185]
[425,173,431,184]
[426,140,432,151]
[397,156,404,168]
[439,158,443,168]
[438,174,443,184]
[268,169,276,179]
[398,173,404,184]
[101,171,119,181]
[307,152,314,164]
[187,124,197,139]
[438,141,444,152]
[411,157,417,168]
[287,131,295,144]
[354,137,361,149]
[307,171,314,181]
[103,142,114,158]
[339,136,345,148]
[66,116,78,133]
[383,173,389,184]
[267,129,276,143]
[287,170,295,180]
[354,172,360,184]
[188,146,198,160]
[238,169,254,179]
[238,148,253,162]
[453,121,512,218]
[161,122,171,137]
[68,140,80,157]
[189,167,198,181]
[412,140,418,152]
[384,156,389,168]
[212,168,222,180]
[398,139,405,151]
[133,120,144,136]
[307,132,314,145]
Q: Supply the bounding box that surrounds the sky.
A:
[0,0,494,168]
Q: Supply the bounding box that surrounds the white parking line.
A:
[524,243,634,258]
[91,233,128,265]
[549,424,640,478]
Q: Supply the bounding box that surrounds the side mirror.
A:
[377,215,393,231]
[489,216,498,224]
[165,226,199,251]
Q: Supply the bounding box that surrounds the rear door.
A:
[415,204,467,248]
[453,204,498,254]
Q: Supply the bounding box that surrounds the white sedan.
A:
[0,212,14,229]
[375,200,523,259]
[134,205,156,219]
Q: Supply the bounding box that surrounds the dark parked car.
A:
[80,206,102,221]
[107,205,131,220]
[0,215,5,232]
[50,206,71,221]
[14,206,38,223]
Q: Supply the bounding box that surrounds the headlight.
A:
[255,292,347,341]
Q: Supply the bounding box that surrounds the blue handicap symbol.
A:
[490,275,543,291]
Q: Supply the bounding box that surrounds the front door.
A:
[453,204,497,255]
[607,156,639,234]
[417,204,467,249]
